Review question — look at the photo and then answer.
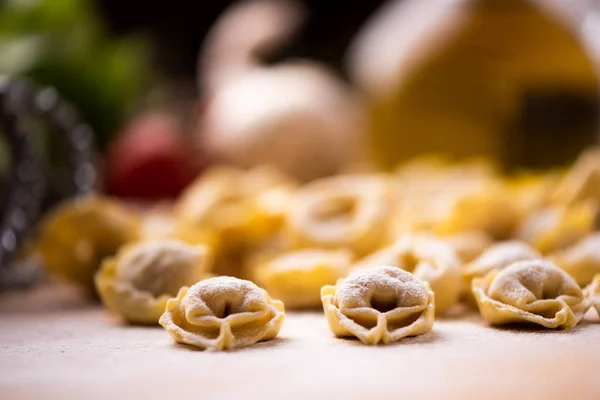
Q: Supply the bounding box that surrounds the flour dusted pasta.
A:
[159,276,285,350]
[353,234,460,313]
[95,239,211,324]
[321,266,434,345]
[462,241,541,289]
[472,260,590,329]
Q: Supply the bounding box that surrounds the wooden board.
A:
[1,283,599,400]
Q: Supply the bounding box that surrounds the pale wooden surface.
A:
[1,283,600,400]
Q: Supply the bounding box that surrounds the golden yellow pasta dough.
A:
[472,260,590,329]
[321,266,434,345]
[462,240,542,287]
[443,231,494,264]
[253,249,352,309]
[391,165,517,239]
[95,239,211,324]
[159,276,285,351]
[175,165,296,276]
[175,165,295,244]
[38,195,140,292]
[550,233,600,287]
[353,234,461,314]
[515,202,598,254]
[584,273,600,317]
[505,172,559,220]
[286,175,391,256]
[550,148,600,206]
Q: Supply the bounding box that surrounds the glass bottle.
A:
[349,0,600,170]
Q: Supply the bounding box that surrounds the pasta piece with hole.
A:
[285,175,391,256]
[462,241,541,300]
[95,239,212,324]
[472,260,590,329]
[353,234,460,314]
[160,276,285,350]
[321,266,434,345]
[175,165,296,277]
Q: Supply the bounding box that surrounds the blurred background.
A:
[1,0,600,290]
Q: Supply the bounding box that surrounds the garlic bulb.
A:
[197,0,367,181]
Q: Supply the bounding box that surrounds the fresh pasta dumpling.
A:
[443,231,494,264]
[253,249,352,309]
[462,241,542,288]
[95,239,211,324]
[391,161,517,240]
[159,276,285,351]
[175,165,295,244]
[38,195,140,292]
[321,266,434,345]
[550,234,600,287]
[175,165,296,276]
[353,234,461,313]
[286,175,391,256]
[515,202,598,254]
[472,260,590,329]
[584,274,600,317]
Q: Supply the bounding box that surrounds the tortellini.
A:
[175,165,296,275]
[550,234,600,287]
[472,260,591,329]
[353,234,461,314]
[515,202,598,254]
[159,276,285,351]
[38,195,140,292]
[391,160,517,239]
[286,175,391,256]
[321,266,434,345]
[584,274,600,317]
[462,241,542,288]
[95,239,211,324]
[253,249,352,309]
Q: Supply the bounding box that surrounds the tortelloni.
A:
[515,202,598,254]
[159,276,285,351]
[472,260,591,329]
[174,165,296,277]
[391,161,518,240]
[584,274,600,317]
[285,175,391,256]
[38,195,140,292]
[550,234,600,287]
[321,266,434,345]
[95,239,211,324]
[253,249,352,309]
[462,241,542,291]
[353,234,461,314]
[175,165,295,244]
